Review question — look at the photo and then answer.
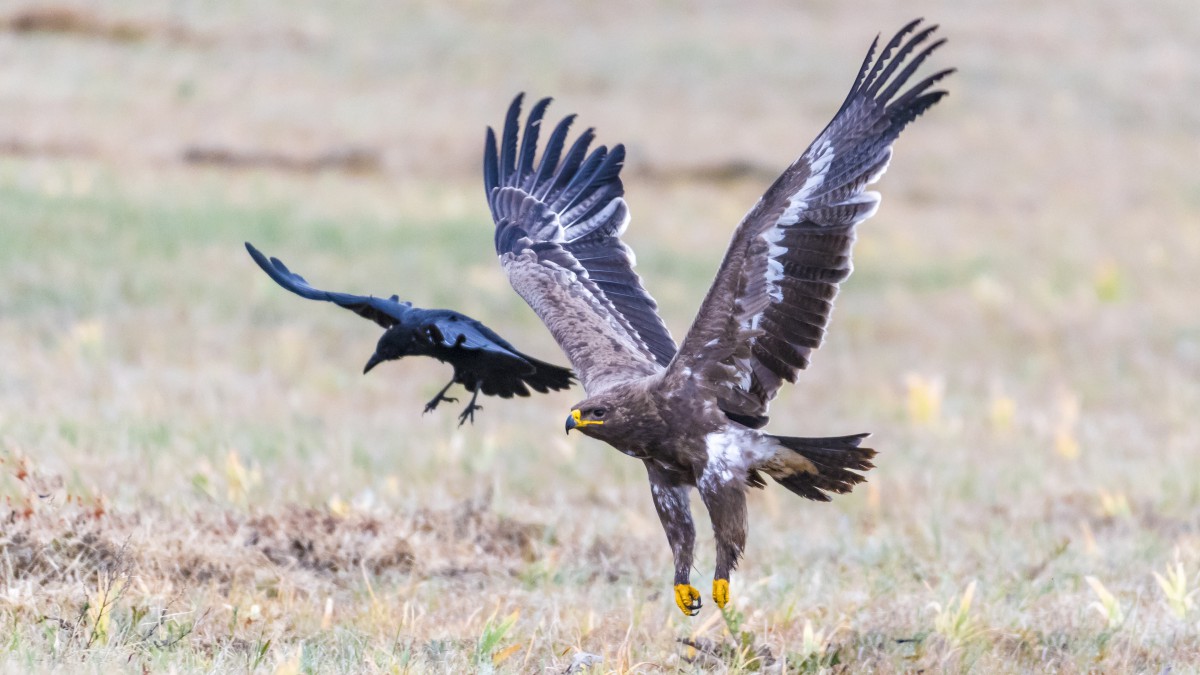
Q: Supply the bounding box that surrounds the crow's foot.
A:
[424,393,458,414]
[457,402,483,426]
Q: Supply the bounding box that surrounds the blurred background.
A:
[1,1,1198,671]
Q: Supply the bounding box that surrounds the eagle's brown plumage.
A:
[484,19,953,615]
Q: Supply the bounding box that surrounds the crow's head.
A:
[363,326,416,374]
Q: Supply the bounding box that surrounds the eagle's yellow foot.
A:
[674,584,702,616]
[713,578,730,609]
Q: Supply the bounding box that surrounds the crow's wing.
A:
[417,311,578,396]
[665,20,953,423]
[246,242,415,329]
[485,96,676,393]
[415,310,538,364]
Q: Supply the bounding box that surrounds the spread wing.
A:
[485,95,677,393]
[246,242,415,329]
[665,20,954,423]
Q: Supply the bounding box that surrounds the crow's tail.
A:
[519,354,575,393]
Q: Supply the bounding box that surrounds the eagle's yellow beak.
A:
[565,409,603,434]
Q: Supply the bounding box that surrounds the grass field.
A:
[2,1,1199,672]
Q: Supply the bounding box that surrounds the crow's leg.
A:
[423,378,458,414]
[457,386,483,426]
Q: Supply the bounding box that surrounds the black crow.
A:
[246,242,574,425]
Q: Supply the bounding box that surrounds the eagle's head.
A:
[564,392,630,441]
[363,326,416,374]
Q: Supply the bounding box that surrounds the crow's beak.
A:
[565,410,578,434]
[363,353,384,374]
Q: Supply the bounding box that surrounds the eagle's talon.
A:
[675,584,702,616]
[713,578,730,609]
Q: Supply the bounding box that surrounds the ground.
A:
[1,1,1199,672]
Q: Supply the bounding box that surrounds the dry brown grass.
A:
[1,0,1199,672]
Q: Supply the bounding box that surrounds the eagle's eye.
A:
[593,408,607,419]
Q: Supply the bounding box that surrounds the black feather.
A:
[861,18,922,94]
[483,127,500,194]
[771,434,876,502]
[499,93,523,182]
[554,145,609,213]
[532,113,575,195]
[517,97,552,190]
[545,127,595,199]
[869,24,939,100]
[878,36,945,103]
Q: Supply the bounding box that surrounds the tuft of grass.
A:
[473,609,519,669]
[1085,576,1125,630]
[1153,560,1197,621]
[931,580,986,649]
[789,619,842,674]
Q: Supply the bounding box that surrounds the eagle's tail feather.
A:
[768,433,875,502]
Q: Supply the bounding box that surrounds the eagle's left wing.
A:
[665,20,953,423]
[485,95,677,393]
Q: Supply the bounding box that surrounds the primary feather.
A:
[485,95,678,393]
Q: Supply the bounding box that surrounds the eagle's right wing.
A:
[485,95,676,393]
[665,20,953,423]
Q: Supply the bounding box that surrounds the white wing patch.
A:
[700,429,773,490]
[763,228,788,303]
[755,140,887,311]
[778,139,835,226]
[756,140,839,305]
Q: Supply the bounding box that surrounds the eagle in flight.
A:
[484,19,952,615]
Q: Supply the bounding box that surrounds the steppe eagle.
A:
[484,20,952,614]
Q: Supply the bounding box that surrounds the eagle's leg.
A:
[646,462,699,616]
[423,378,458,414]
[699,478,747,611]
[456,386,483,426]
